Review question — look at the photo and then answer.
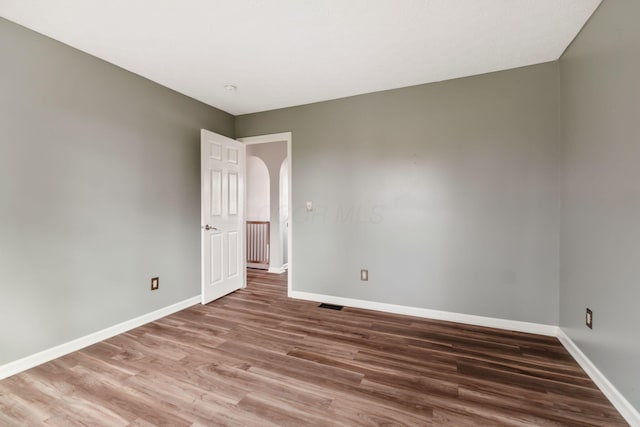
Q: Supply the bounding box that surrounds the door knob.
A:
[202,225,218,231]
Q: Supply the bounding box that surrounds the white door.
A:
[201,129,245,304]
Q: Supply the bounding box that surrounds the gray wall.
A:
[237,62,560,325]
[559,0,640,410]
[0,18,234,365]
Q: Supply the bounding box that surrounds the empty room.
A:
[1,0,639,425]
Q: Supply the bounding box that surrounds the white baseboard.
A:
[557,329,640,426]
[3,289,637,425]
[268,266,286,274]
[247,262,268,270]
[289,290,638,425]
[0,296,200,381]
[289,291,559,336]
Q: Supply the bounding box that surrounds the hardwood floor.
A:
[0,269,627,426]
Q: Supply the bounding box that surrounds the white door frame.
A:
[238,132,293,296]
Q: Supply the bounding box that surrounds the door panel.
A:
[210,233,223,284]
[228,231,239,278]
[210,170,222,216]
[201,130,245,304]
[210,142,222,160]
[228,172,238,215]
[228,148,239,164]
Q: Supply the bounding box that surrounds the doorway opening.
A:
[246,155,270,269]
[239,132,293,296]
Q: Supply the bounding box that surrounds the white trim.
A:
[238,132,293,297]
[557,329,640,426]
[290,291,558,336]
[268,266,286,274]
[247,262,269,270]
[239,132,291,146]
[290,290,638,424]
[0,296,200,381]
[3,290,637,425]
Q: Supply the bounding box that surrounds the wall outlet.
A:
[151,277,159,291]
[586,308,593,329]
[360,269,368,281]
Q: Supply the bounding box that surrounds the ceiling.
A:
[0,0,601,115]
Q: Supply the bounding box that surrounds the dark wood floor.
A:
[0,270,627,426]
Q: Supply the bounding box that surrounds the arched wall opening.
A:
[246,155,270,221]
[245,139,288,272]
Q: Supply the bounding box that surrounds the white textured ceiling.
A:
[0,0,600,115]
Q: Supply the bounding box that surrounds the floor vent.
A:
[318,303,344,311]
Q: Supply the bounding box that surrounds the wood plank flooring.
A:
[0,269,627,426]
